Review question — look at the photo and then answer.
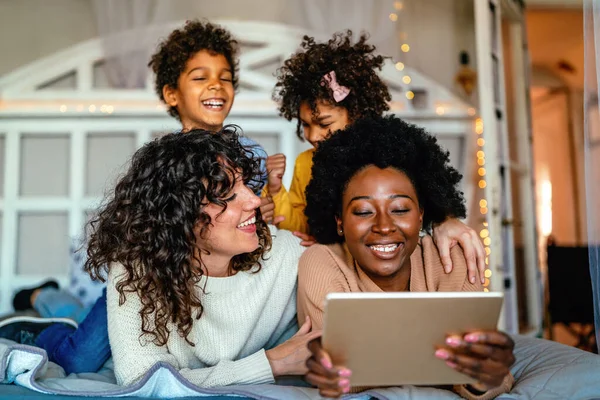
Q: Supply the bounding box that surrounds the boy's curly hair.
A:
[274,31,391,140]
[149,20,239,119]
[305,116,466,244]
[85,126,270,347]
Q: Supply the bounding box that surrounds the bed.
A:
[2,334,600,399]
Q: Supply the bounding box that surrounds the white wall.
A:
[399,0,477,102]
[0,0,96,77]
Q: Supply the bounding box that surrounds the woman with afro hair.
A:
[265,30,486,284]
[297,116,514,399]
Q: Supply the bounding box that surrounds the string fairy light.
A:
[475,117,492,288]
[390,2,412,102]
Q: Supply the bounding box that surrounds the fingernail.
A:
[445,337,461,347]
[444,265,452,273]
[321,358,332,369]
[435,349,450,360]
[446,361,458,368]
[342,386,350,393]
[464,334,478,343]
[339,369,352,378]
[338,378,350,388]
[470,276,476,284]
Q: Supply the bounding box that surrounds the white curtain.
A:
[284,0,401,61]
[91,0,161,88]
[91,0,409,88]
[584,0,600,350]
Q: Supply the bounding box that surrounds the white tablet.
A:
[322,292,504,386]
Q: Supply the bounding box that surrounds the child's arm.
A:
[107,265,274,387]
[432,218,486,284]
[263,151,312,234]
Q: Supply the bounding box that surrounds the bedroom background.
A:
[0,0,593,351]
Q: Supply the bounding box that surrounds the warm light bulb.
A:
[484,278,490,286]
[484,288,489,292]
[59,105,67,113]
[484,269,492,278]
[394,1,404,10]
[480,229,489,238]
[88,105,96,112]
[401,44,410,52]
[389,13,398,21]
[477,158,485,166]
[436,106,445,115]
[402,75,411,84]
[477,138,485,147]
[478,167,486,176]
[479,199,487,208]
[485,248,491,256]
[477,150,485,159]
[406,91,414,100]
[395,62,405,71]
[479,180,487,188]
[480,207,488,214]
[483,237,491,246]
[475,118,484,134]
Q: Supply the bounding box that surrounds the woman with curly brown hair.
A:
[79,127,318,387]
[265,31,487,284]
[0,20,280,377]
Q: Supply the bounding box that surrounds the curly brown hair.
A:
[148,20,239,119]
[84,127,271,347]
[274,31,391,140]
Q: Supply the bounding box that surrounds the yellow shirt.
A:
[262,148,314,234]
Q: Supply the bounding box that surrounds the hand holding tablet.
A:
[305,292,512,397]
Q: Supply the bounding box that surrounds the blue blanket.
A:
[1,336,600,399]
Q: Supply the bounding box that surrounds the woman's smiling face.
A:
[337,165,423,282]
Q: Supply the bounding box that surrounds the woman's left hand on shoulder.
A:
[435,330,515,392]
[432,218,485,284]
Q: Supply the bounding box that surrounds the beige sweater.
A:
[107,226,304,388]
[297,235,513,400]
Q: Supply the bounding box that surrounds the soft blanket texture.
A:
[1,335,600,399]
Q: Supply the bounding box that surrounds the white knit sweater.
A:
[107,226,304,387]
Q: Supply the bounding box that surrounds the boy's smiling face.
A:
[163,50,235,132]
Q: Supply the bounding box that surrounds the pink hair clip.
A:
[321,71,350,103]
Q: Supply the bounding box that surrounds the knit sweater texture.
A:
[107,226,303,387]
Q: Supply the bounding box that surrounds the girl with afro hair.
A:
[266,31,485,283]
